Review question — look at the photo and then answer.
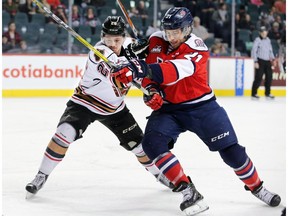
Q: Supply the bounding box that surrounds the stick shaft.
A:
[116,0,139,38]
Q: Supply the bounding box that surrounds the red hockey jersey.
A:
[144,31,215,105]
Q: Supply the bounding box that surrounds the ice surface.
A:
[2,97,286,216]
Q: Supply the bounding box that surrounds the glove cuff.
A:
[145,83,165,98]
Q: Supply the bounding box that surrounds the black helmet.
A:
[102,16,126,36]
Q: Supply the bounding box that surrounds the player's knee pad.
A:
[52,123,77,148]
[142,131,172,160]
[219,144,248,169]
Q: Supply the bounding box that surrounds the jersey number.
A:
[97,61,110,77]
[184,52,203,62]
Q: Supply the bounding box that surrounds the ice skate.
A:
[251,94,260,100]
[155,173,175,189]
[173,178,209,215]
[245,182,281,207]
[25,171,48,199]
[265,94,275,100]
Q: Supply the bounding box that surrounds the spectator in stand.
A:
[2,35,13,52]
[214,39,229,56]
[211,3,230,40]
[273,0,286,14]
[210,44,221,56]
[267,6,280,24]
[46,0,61,11]
[131,0,148,27]
[55,4,68,24]
[236,5,253,30]
[192,16,210,40]
[274,15,285,30]
[268,21,282,41]
[90,0,106,17]
[72,4,82,31]
[84,7,99,34]
[18,0,37,22]
[5,40,41,53]
[2,22,24,52]
[199,0,217,32]
[256,12,270,31]
[3,0,18,19]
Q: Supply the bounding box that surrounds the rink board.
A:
[2,55,286,97]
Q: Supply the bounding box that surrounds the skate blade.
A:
[183,200,209,216]
[25,191,36,199]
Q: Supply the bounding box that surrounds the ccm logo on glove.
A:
[129,59,144,75]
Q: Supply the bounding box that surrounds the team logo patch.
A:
[150,45,162,53]
[194,39,205,47]
[179,10,186,17]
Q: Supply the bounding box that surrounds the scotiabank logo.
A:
[3,64,83,78]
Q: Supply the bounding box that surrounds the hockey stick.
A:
[32,0,148,95]
[116,0,139,39]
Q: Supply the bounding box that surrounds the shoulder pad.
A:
[150,31,164,40]
[185,34,209,51]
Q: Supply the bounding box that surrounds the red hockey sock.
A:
[234,158,261,191]
[155,152,189,186]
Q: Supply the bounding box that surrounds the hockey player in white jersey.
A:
[25,16,172,198]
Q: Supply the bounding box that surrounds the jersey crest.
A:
[150,45,162,53]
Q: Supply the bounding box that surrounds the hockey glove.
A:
[112,59,151,84]
[126,38,149,59]
[143,84,164,111]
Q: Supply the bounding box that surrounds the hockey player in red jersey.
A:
[112,7,281,216]
[25,16,172,198]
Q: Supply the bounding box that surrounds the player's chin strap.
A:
[31,0,148,95]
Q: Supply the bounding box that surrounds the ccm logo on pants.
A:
[211,131,229,142]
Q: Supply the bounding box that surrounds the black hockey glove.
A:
[126,38,149,59]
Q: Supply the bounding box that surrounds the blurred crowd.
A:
[2,0,286,58]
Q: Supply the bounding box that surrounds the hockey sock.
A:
[234,157,261,191]
[39,147,65,175]
[155,152,189,186]
[132,144,160,175]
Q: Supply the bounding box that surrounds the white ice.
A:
[2,96,286,216]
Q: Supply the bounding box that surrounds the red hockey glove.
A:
[143,84,164,111]
[112,59,151,84]
[112,67,133,84]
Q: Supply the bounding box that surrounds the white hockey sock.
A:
[132,144,160,176]
[39,147,65,175]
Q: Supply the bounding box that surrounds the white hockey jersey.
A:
[70,42,132,115]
